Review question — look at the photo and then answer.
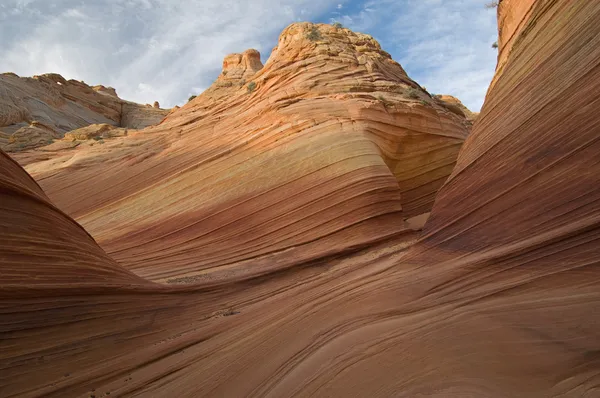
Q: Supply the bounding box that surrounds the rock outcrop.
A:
[2,3,598,396]
[434,94,478,121]
[63,123,127,141]
[0,73,168,151]
[15,23,470,282]
[120,102,168,129]
[1,121,59,151]
[220,49,264,82]
[92,84,119,97]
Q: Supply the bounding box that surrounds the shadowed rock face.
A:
[0,73,168,152]
[0,150,144,289]
[13,22,470,282]
[1,2,599,397]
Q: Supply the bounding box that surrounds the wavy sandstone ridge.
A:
[434,94,478,121]
[0,73,168,152]
[14,23,469,282]
[1,2,599,397]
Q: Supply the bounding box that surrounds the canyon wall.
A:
[1,2,598,396]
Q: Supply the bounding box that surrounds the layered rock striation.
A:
[0,73,168,151]
[434,94,478,121]
[15,23,470,282]
[2,4,598,396]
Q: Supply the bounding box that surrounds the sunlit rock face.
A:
[434,94,478,121]
[15,22,469,282]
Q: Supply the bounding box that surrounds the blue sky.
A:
[0,0,498,111]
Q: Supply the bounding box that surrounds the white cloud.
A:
[339,0,498,111]
[0,0,497,111]
[63,8,86,18]
[0,0,341,107]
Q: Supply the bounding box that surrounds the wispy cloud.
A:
[0,0,341,107]
[0,0,497,111]
[336,0,498,111]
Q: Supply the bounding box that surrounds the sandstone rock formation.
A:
[120,102,167,129]
[220,49,264,83]
[63,123,127,141]
[14,22,469,283]
[0,73,168,152]
[92,84,119,97]
[434,94,478,121]
[2,2,599,396]
[1,121,59,151]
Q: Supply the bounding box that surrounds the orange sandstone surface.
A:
[13,23,470,283]
[1,2,600,397]
[434,94,478,121]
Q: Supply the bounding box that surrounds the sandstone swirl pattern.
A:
[1,1,599,397]
[15,23,469,283]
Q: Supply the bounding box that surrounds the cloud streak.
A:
[335,0,498,110]
[0,0,497,110]
[0,0,340,107]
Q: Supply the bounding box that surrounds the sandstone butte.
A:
[0,73,169,152]
[1,0,599,396]
[11,23,471,284]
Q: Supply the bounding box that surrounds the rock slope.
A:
[2,2,599,396]
[0,72,168,151]
[434,94,478,121]
[14,23,470,282]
